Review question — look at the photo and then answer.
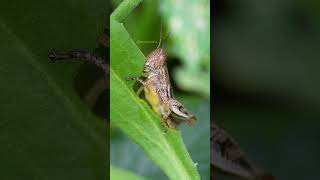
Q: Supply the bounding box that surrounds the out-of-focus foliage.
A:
[216,0,320,106]
[0,0,108,179]
[160,0,210,97]
[215,0,320,179]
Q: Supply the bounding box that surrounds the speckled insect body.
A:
[127,27,196,128]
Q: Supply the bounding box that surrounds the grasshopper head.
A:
[144,24,170,73]
[144,48,167,71]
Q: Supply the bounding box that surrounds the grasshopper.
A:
[211,122,275,180]
[126,25,196,129]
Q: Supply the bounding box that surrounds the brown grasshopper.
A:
[211,122,275,180]
[127,25,196,128]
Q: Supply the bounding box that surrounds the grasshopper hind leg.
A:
[169,99,196,125]
[125,77,146,85]
[136,86,144,96]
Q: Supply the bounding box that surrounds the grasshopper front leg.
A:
[125,77,146,85]
[125,77,146,96]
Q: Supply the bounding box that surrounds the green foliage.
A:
[0,0,108,179]
[160,0,210,96]
[111,166,146,180]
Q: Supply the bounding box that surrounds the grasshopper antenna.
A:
[157,22,163,48]
[162,31,170,49]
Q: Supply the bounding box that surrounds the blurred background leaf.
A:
[215,0,320,179]
[160,0,210,97]
[0,0,108,179]
[215,0,320,106]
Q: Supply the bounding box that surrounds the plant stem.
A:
[111,0,143,22]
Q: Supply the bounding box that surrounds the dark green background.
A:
[215,0,320,179]
[0,0,109,179]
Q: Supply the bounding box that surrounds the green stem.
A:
[111,0,143,22]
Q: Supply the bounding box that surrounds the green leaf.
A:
[0,0,108,179]
[110,18,200,180]
[111,131,166,179]
[110,97,210,180]
[111,166,147,180]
